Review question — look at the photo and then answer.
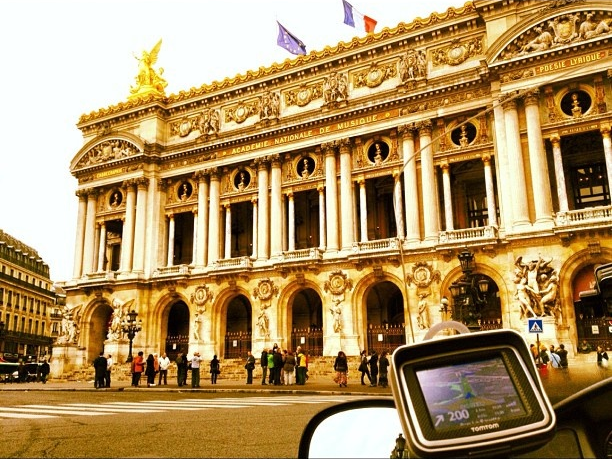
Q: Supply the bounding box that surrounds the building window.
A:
[571,163,610,209]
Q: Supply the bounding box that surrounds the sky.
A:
[0,0,462,283]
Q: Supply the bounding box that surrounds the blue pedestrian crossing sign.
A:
[528,318,543,333]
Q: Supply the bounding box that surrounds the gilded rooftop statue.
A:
[129,38,167,100]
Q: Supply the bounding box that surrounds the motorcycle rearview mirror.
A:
[298,399,403,458]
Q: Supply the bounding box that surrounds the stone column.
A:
[207,169,221,265]
[358,179,368,242]
[491,99,511,232]
[119,181,136,272]
[192,209,198,263]
[418,121,439,241]
[195,171,209,267]
[318,186,326,250]
[72,190,88,278]
[166,214,175,266]
[503,94,530,229]
[132,178,149,273]
[82,189,98,275]
[393,172,405,239]
[97,222,107,272]
[601,127,612,197]
[324,142,339,251]
[523,90,553,226]
[441,162,454,231]
[251,198,258,258]
[398,124,420,243]
[224,204,232,259]
[549,135,568,213]
[482,154,498,227]
[270,156,283,257]
[287,192,296,251]
[257,159,270,260]
[339,139,355,250]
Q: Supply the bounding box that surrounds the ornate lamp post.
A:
[121,310,142,363]
[448,249,490,330]
[439,296,451,321]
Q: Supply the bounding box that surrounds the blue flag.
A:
[277,21,306,55]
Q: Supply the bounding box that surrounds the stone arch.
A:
[213,286,254,358]
[70,132,144,171]
[79,297,113,364]
[439,260,511,328]
[557,246,612,346]
[278,280,324,332]
[352,271,406,351]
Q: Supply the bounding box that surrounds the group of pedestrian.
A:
[93,352,113,388]
[257,344,308,386]
[358,350,390,388]
[127,351,169,387]
[530,343,569,369]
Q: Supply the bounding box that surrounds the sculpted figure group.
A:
[513,255,560,322]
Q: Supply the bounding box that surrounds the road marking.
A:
[0,395,355,420]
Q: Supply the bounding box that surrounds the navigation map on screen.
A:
[415,356,528,432]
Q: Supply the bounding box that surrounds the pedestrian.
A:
[210,354,220,384]
[267,348,275,384]
[153,353,160,378]
[530,344,539,362]
[273,347,283,385]
[245,350,255,384]
[555,344,569,369]
[296,347,307,385]
[549,345,561,368]
[191,352,202,388]
[379,351,390,388]
[539,345,550,368]
[145,353,156,387]
[18,361,27,383]
[176,352,188,386]
[333,350,348,387]
[131,351,145,387]
[93,352,107,389]
[369,351,379,387]
[596,345,609,376]
[260,348,268,385]
[358,350,371,385]
[105,354,113,388]
[40,359,50,384]
[283,350,296,385]
[158,352,170,385]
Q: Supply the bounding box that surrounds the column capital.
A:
[76,189,89,199]
[270,154,281,166]
[285,191,294,199]
[522,89,540,106]
[255,157,269,170]
[500,91,519,110]
[122,179,137,189]
[321,141,336,156]
[338,138,352,153]
[481,154,492,165]
[397,123,417,138]
[415,120,433,136]
[135,177,149,190]
[549,133,561,146]
[194,170,208,182]
[601,126,611,138]
[251,197,258,205]
[440,162,450,171]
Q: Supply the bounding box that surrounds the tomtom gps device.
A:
[389,328,555,458]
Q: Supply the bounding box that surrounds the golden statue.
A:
[129,39,167,99]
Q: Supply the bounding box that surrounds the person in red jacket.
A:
[131,351,145,387]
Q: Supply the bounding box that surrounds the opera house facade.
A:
[54,0,612,372]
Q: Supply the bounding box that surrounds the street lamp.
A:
[439,296,451,320]
[448,249,490,330]
[121,310,142,363]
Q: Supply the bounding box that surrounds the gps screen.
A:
[415,356,528,433]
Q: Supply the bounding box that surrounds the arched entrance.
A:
[88,301,113,364]
[365,281,406,354]
[574,263,612,350]
[290,288,323,355]
[224,294,252,358]
[164,301,190,361]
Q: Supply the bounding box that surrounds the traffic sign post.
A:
[528,319,544,370]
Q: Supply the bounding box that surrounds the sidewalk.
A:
[0,376,393,396]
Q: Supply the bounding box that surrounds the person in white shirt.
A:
[191,352,202,388]
[105,354,113,388]
[158,352,170,385]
